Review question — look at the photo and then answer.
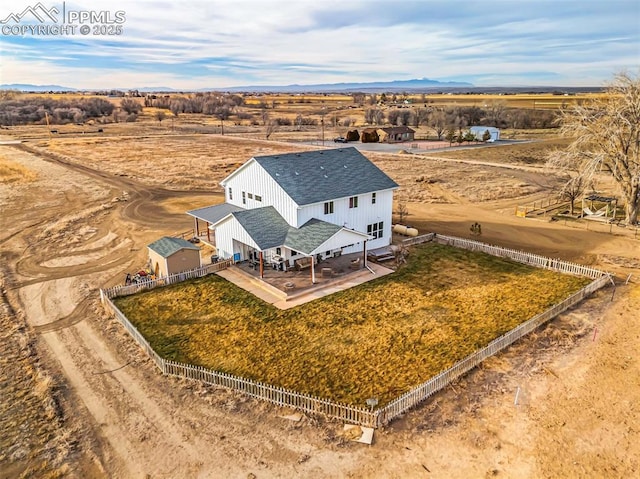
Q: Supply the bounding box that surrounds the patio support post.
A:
[194,217,199,237]
[363,240,367,268]
[207,223,211,242]
[259,251,264,278]
[310,255,316,284]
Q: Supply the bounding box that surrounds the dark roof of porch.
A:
[187,203,244,224]
[285,218,341,254]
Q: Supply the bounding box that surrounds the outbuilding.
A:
[469,126,500,142]
[147,236,201,278]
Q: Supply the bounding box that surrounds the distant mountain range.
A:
[1,78,473,93]
[219,78,474,93]
[1,79,603,94]
[1,83,78,92]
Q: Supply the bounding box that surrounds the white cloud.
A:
[1,0,638,88]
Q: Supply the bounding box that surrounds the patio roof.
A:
[187,203,244,224]
[211,206,371,255]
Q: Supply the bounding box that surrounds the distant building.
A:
[377,126,415,143]
[469,126,500,142]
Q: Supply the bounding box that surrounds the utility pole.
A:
[321,106,325,146]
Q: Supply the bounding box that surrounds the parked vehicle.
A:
[333,136,348,143]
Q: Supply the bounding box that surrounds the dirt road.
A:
[1,138,638,478]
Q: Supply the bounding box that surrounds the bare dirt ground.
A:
[1,129,639,478]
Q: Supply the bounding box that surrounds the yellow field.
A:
[114,243,590,406]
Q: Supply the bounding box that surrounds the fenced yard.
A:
[101,234,611,428]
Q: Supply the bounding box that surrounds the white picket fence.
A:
[401,233,605,279]
[375,273,610,426]
[100,294,377,427]
[99,234,612,428]
[102,259,234,299]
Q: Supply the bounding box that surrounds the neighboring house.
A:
[187,148,399,281]
[469,126,500,142]
[148,236,201,277]
[378,126,415,143]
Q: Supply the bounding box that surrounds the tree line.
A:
[0,96,116,125]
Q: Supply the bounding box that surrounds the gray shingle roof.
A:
[232,206,290,250]
[253,147,398,206]
[187,203,244,224]
[284,218,341,254]
[148,236,199,258]
[231,209,365,255]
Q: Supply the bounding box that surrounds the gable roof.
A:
[148,237,199,258]
[232,206,290,250]
[284,218,342,254]
[252,147,398,206]
[187,202,244,224]
[380,126,415,134]
[218,207,369,254]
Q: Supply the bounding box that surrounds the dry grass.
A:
[422,138,572,165]
[0,155,37,184]
[0,287,68,479]
[114,243,590,407]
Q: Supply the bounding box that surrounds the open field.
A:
[1,112,639,478]
[19,134,561,204]
[114,243,589,406]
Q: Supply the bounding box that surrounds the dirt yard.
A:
[1,129,639,478]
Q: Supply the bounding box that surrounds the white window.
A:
[324,201,334,214]
[242,191,246,205]
[367,221,384,239]
[255,195,262,202]
[228,187,233,200]
[372,192,376,204]
[349,196,358,208]
[248,193,253,199]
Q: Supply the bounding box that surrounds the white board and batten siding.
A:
[222,159,298,226]
[298,189,395,250]
[214,215,259,260]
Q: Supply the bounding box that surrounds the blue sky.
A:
[1,0,638,89]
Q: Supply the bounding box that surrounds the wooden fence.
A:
[375,273,610,426]
[102,259,234,299]
[432,234,605,279]
[100,294,377,427]
[99,234,612,428]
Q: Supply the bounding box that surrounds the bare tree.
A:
[429,110,447,140]
[411,107,430,127]
[547,72,640,224]
[558,174,586,216]
[121,98,142,115]
[395,202,409,223]
[486,101,507,127]
[155,110,166,123]
[265,120,278,140]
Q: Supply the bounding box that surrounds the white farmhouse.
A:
[469,126,500,142]
[187,148,398,280]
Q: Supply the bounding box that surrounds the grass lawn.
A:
[114,243,590,406]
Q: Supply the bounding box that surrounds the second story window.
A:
[228,187,233,200]
[324,201,334,215]
[349,196,358,208]
[372,192,376,204]
[255,195,262,202]
[248,193,253,199]
[242,191,246,205]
